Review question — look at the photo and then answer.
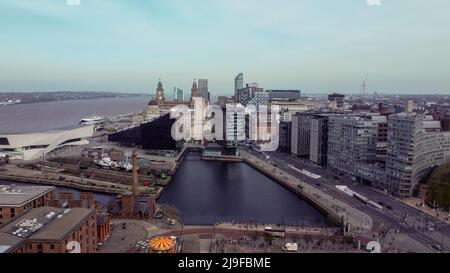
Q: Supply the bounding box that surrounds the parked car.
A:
[432,244,442,251]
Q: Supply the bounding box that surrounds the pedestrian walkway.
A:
[240,151,374,233]
[403,197,450,224]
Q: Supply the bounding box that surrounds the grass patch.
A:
[426,163,450,211]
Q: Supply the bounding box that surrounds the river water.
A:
[159,153,328,226]
[0,96,150,134]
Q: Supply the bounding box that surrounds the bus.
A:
[264,227,286,238]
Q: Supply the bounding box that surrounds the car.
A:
[386,205,393,210]
[378,201,385,206]
[432,244,442,251]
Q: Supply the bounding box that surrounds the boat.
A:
[94,149,114,169]
[117,158,133,172]
[94,156,114,169]
[80,114,105,125]
[117,156,139,172]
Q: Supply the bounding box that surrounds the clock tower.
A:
[191,79,199,98]
[155,79,165,105]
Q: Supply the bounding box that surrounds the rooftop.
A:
[0,206,95,241]
[370,115,388,123]
[0,185,55,207]
[423,120,442,130]
[0,233,23,253]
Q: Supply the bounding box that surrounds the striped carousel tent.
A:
[148,236,176,253]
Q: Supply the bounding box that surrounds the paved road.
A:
[246,148,450,252]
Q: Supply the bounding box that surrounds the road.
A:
[246,148,450,253]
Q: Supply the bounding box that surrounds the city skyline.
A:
[1,0,450,95]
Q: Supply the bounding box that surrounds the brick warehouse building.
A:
[46,191,111,244]
[0,185,54,225]
[0,206,97,253]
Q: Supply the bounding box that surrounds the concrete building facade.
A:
[0,126,94,161]
[384,113,450,197]
[327,115,378,175]
[291,113,316,158]
[225,103,246,147]
[309,115,330,167]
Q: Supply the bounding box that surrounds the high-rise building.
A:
[278,121,292,153]
[248,90,269,110]
[192,96,206,141]
[225,103,245,147]
[234,73,244,101]
[198,79,209,102]
[309,114,330,167]
[236,83,264,106]
[385,113,450,197]
[291,112,316,158]
[173,87,184,101]
[327,115,378,175]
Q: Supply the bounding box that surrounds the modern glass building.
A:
[173,87,184,101]
[108,114,182,156]
[197,79,209,103]
[234,73,243,101]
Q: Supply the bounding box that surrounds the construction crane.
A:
[360,74,368,104]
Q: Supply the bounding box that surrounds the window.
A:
[60,138,82,145]
[37,244,43,253]
[50,244,55,250]
[0,138,9,145]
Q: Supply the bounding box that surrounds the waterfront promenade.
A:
[240,150,374,233]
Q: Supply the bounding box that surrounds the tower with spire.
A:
[155,79,165,105]
[191,79,199,99]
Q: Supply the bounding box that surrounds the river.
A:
[0,96,150,134]
[158,153,329,226]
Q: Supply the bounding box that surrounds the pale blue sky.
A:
[0,0,449,95]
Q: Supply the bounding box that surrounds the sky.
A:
[0,0,450,95]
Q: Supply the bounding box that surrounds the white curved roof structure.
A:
[0,126,94,161]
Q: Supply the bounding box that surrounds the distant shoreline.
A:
[0,96,150,134]
[0,92,150,106]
